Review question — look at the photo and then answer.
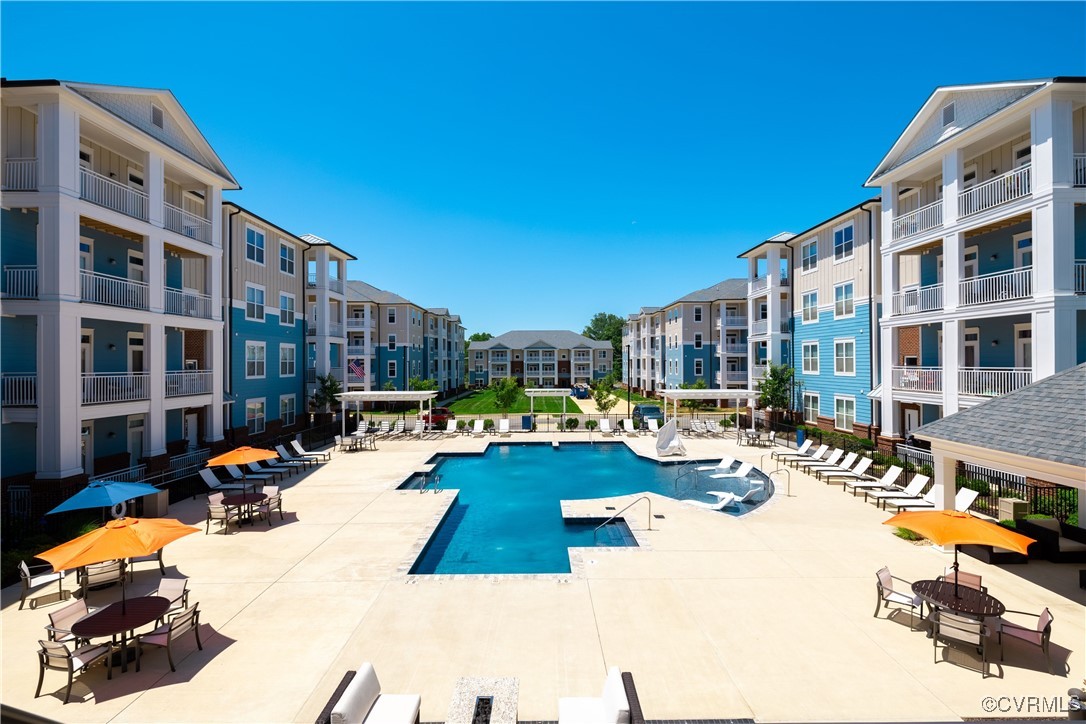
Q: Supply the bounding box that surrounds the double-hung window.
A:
[801,239,817,272]
[280,395,296,427]
[279,242,295,275]
[693,307,702,322]
[834,396,856,431]
[387,307,396,324]
[802,291,818,323]
[246,227,265,264]
[802,342,819,374]
[833,223,854,262]
[279,344,295,377]
[245,342,265,378]
[694,333,703,349]
[245,284,265,321]
[803,393,819,424]
[387,360,397,379]
[834,339,855,376]
[834,282,854,318]
[279,293,295,326]
[246,399,265,435]
[694,359,703,376]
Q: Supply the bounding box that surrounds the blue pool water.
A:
[407,443,769,575]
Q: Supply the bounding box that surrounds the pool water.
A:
[407,442,769,575]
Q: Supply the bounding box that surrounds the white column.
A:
[37,99,80,197]
[1032,307,1076,380]
[766,248,781,367]
[933,449,958,514]
[879,324,898,435]
[941,318,960,416]
[1032,93,1076,192]
[146,323,167,458]
[1032,200,1076,297]
[37,196,81,302]
[208,247,224,322]
[943,231,963,310]
[207,186,223,249]
[146,232,164,314]
[880,182,898,247]
[146,152,165,228]
[942,148,963,228]
[208,330,224,442]
[36,307,83,478]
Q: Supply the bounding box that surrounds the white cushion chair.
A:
[330,662,421,724]
[558,666,630,724]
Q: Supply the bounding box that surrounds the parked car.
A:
[422,407,455,426]
[632,404,664,428]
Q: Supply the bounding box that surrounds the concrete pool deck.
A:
[2,431,1082,722]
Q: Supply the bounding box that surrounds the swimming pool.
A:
[405,442,770,575]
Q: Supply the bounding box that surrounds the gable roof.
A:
[737,232,795,259]
[786,197,881,245]
[471,330,612,351]
[300,233,357,260]
[344,280,410,305]
[667,277,747,305]
[914,363,1086,469]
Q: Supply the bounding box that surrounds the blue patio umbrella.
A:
[47,480,161,518]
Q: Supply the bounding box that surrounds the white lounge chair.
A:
[249,460,293,479]
[376,420,391,437]
[771,438,812,461]
[390,420,406,436]
[709,461,754,480]
[328,661,421,724]
[275,444,316,469]
[292,439,330,461]
[199,467,248,493]
[846,465,905,497]
[705,420,723,436]
[224,464,274,484]
[622,419,638,436]
[655,419,686,456]
[471,420,485,438]
[799,448,843,474]
[684,482,764,510]
[782,444,828,467]
[883,484,942,512]
[690,420,708,436]
[647,418,660,434]
[822,456,873,485]
[696,456,735,473]
[810,452,857,479]
[498,419,511,437]
[558,666,629,724]
[443,419,457,435]
[599,419,616,436]
[895,486,978,513]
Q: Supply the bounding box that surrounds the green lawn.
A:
[448,388,583,415]
[611,387,658,405]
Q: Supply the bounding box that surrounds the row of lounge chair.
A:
[686,419,730,437]
[200,441,327,494]
[773,439,978,512]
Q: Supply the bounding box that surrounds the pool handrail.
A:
[593,495,652,541]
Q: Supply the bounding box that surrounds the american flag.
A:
[349,359,365,380]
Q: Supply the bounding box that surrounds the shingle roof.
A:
[472,330,612,351]
[669,278,747,305]
[344,280,411,305]
[914,363,1086,468]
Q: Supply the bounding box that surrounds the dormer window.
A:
[941,102,955,127]
[151,104,164,129]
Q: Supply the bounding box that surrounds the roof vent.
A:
[942,102,955,127]
[151,104,164,129]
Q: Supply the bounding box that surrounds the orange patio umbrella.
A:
[206,446,279,490]
[37,517,199,612]
[884,509,1035,596]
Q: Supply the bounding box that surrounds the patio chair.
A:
[325,661,421,724]
[198,467,248,494]
[939,567,986,592]
[821,457,873,485]
[932,609,992,678]
[848,466,909,499]
[224,464,274,484]
[771,438,812,461]
[443,419,457,436]
[881,484,942,512]
[257,485,284,525]
[135,604,203,673]
[275,445,316,470]
[335,435,358,453]
[248,460,293,479]
[599,419,616,436]
[18,560,69,610]
[622,419,638,436]
[292,439,330,461]
[558,666,630,724]
[997,607,1054,674]
[647,418,660,434]
[808,451,856,479]
[799,448,843,474]
[46,599,95,645]
[206,493,239,535]
[126,549,166,580]
[35,639,113,703]
[471,420,486,438]
[498,419,511,437]
[150,576,190,623]
[874,566,923,631]
[78,560,124,601]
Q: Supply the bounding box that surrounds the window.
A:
[694,359,703,376]
[475,351,483,360]
[1012,140,1032,168]
[803,393,819,424]
[694,333,703,349]
[280,395,296,427]
[279,344,295,377]
[834,396,856,431]
[475,364,483,373]
[387,307,396,324]
[245,227,265,264]
[801,239,817,272]
[834,339,855,376]
[833,223,854,262]
[693,306,702,322]
[802,291,818,323]
[245,284,265,321]
[245,342,265,378]
[151,104,164,129]
[834,282,854,318]
[387,360,397,379]
[279,293,295,326]
[598,350,606,358]
[279,242,295,275]
[802,342,819,374]
[1014,232,1033,268]
[963,164,978,189]
[388,334,396,351]
[246,399,266,435]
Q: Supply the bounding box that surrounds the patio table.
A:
[222,492,267,526]
[71,596,169,673]
[912,579,1006,620]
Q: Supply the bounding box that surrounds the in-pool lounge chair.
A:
[471,420,485,438]
[684,482,764,510]
[696,457,735,474]
[709,461,754,480]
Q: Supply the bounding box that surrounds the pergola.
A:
[658,388,760,432]
[525,388,573,416]
[335,391,440,437]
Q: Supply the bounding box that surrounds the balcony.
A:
[346,318,369,330]
[164,288,213,319]
[723,343,746,355]
[80,167,148,221]
[165,370,212,397]
[723,315,746,326]
[725,370,748,382]
[2,374,37,406]
[329,278,344,294]
[959,165,1031,218]
[959,367,1032,397]
[751,365,767,379]
[163,203,212,245]
[347,345,369,356]
[82,372,149,404]
[751,320,768,336]
[751,275,768,292]
[2,266,38,298]
[1075,154,1086,186]
[891,366,942,394]
[328,323,344,337]
[3,158,37,191]
[892,284,944,316]
[892,200,943,242]
[81,270,149,310]
[959,267,1031,307]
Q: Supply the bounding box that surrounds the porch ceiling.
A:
[963,211,1030,239]
[79,215,142,243]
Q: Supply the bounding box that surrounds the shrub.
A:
[999,519,1016,529]
[919,464,934,478]
[483,418,495,431]
[456,419,467,431]
[565,417,579,431]
[894,527,925,542]
[957,476,991,497]
[585,419,598,431]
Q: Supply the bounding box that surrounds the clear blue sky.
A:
[3,2,1084,336]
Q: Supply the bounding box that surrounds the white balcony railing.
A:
[3,158,37,191]
[329,278,344,294]
[723,315,746,326]
[892,200,943,242]
[891,366,942,393]
[165,370,212,397]
[80,270,149,310]
[751,275,768,292]
[959,367,1032,397]
[163,203,212,244]
[328,323,344,337]
[2,374,37,406]
[80,167,148,220]
[892,284,944,315]
[959,165,1031,218]
[3,265,38,298]
[82,372,150,404]
[346,318,369,329]
[723,343,746,354]
[959,267,1032,306]
[725,370,748,382]
[1075,154,1086,187]
[751,365,767,378]
[90,464,147,484]
[751,320,768,336]
[1076,260,1086,294]
[347,345,368,356]
[164,288,213,319]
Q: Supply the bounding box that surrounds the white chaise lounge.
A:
[558,666,630,724]
[327,661,420,724]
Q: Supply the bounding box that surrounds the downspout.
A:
[787,244,796,417]
[862,202,876,441]
[225,205,241,444]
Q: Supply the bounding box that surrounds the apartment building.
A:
[739,233,794,387]
[221,203,308,442]
[0,79,236,491]
[344,282,465,395]
[786,199,882,437]
[300,234,354,405]
[622,279,748,394]
[469,331,611,388]
[866,77,1086,440]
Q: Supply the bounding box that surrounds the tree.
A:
[591,376,618,416]
[491,377,520,418]
[311,373,342,414]
[409,376,438,391]
[680,378,709,411]
[465,331,493,361]
[757,363,794,426]
[582,312,624,375]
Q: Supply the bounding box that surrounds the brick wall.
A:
[183,331,205,368]
[898,326,920,364]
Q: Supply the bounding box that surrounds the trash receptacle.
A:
[796,428,806,447]
[522,415,533,431]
